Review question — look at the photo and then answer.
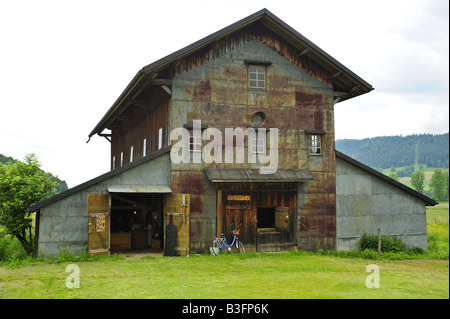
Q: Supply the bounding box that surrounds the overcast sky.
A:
[1,0,448,188]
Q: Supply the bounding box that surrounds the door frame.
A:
[216,184,297,252]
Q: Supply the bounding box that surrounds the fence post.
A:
[377,228,381,256]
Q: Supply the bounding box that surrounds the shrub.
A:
[408,246,424,255]
[0,232,28,263]
[359,233,407,253]
[360,249,379,259]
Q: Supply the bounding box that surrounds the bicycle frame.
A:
[217,233,237,252]
[212,228,244,254]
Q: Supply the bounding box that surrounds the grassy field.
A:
[0,252,448,299]
[1,202,448,299]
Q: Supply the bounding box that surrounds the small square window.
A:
[249,65,266,89]
[189,133,202,153]
[308,135,322,155]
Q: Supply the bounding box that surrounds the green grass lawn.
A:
[0,252,448,299]
[1,201,448,299]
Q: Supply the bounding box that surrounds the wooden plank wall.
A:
[111,86,170,169]
[220,183,297,251]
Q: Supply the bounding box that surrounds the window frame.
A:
[308,134,322,156]
[248,65,266,90]
[189,131,202,154]
[245,60,271,91]
[250,131,266,155]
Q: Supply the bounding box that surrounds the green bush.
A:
[359,233,407,253]
[408,246,424,255]
[0,232,28,263]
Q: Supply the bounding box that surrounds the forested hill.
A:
[0,153,68,194]
[336,133,449,170]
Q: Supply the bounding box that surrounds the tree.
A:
[410,171,425,194]
[429,169,446,201]
[444,171,449,200]
[388,172,399,181]
[0,154,56,256]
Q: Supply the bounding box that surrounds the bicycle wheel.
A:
[236,240,245,253]
[210,238,222,255]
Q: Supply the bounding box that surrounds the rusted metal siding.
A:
[169,25,336,252]
[107,22,337,252]
[171,23,332,88]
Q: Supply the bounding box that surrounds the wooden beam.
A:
[161,85,172,96]
[99,134,112,143]
[331,71,343,79]
[106,125,121,130]
[298,48,311,57]
[111,194,143,209]
[130,99,148,107]
[111,206,140,210]
[333,91,349,97]
[350,85,361,93]
[150,79,173,86]
[117,116,132,122]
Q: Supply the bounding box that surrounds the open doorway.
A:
[110,194,164,254]
[257,207,275,229]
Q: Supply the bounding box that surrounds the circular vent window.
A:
[251,112,266,127]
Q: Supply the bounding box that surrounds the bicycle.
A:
[210,228,245,255]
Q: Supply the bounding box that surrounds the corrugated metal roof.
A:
[205,168,314,182]
[335,150,436,206]
[28,146,172,212]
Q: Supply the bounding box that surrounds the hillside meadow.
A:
[382,165,449,194]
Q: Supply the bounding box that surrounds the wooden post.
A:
[377,228,381,256]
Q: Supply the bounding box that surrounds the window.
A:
[130,146,134,163]
[112,156,116,170]
[143,138,147,157]
[158,128,163,150]
[308,135,321,155]
[120,152,124,166]
[189,131,202,153]
[257,207,275,228]
[248,65,266,89]
[250,132,266,155]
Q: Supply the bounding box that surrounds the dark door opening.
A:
[110,194,164,253]
[257,207,275,229]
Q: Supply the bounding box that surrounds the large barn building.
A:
[29,9,435,257]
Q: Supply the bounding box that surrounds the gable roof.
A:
[88,8,374,140]
[336,150,436,206]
